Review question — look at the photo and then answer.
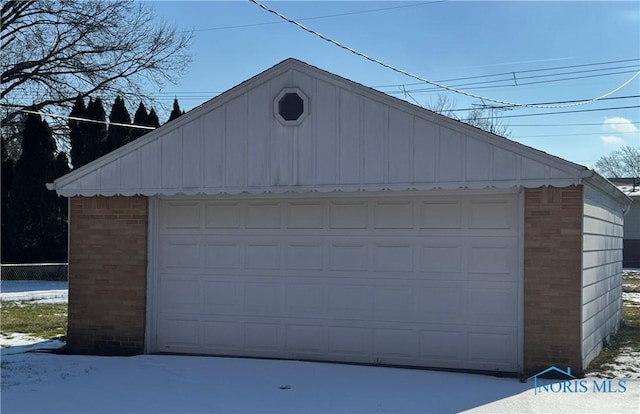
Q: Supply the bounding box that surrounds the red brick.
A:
[524,186,583,376]
[67,196,147,355]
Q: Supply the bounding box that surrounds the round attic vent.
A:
[274,88,308,125]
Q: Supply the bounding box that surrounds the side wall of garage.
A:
[523,186,583,375]
[67,196,147,355]
[582,184,624,368]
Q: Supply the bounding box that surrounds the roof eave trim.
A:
[53,178,584,198]
[582,169,633,206]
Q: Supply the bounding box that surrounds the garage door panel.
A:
[243,282,283,315]
[373,328,417,361]
[327,284,371,318]
[468,244,516,275]
[421,245,463,274]
[204,242,241,269]
[160,277,200,314]
[156,194,520,372]
[373,201,413,229]
[468,199,515,230]
[246,243,281,269]
[205,202,241,228]
[329,243,368,271]
[244,322,283,352]
[246,202,281,228]
[373,285,413,315]
[467,326,518,371]
[203,321,243,350]
[286,243,324,270]
[202,280,242,313]
[285,283,326,316]
[373,244,413,272]
[419,330,463,364]
[328,201,368,228]
[417,286,463,323]
[161,240,200,269]
[286,324,326,354]
[162,201,201,229]
[420,201,462,229]
[286,202,324,228]
[159,318,200,351]
[328,326,369,356]
[466,282,519,326]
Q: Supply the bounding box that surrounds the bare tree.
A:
[1,0,192,132]
[595,146,640,178]
[465,107,511,138]
[426,94,512,138]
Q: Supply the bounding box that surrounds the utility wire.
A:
[249,0,640,109]
[445,95,640,112]
[372,58,640,88]
[515,131,639,138]
[193,1,445,32]
[20,109,156,130]
[473,105,640,120]
[386,69,640,94]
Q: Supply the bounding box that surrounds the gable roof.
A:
[48,58,612,198]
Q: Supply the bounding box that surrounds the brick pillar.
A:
[67,196,147,355]
[523,186,583,376]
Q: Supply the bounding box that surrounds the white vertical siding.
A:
[51,60,588,197]
[582,184,624,368]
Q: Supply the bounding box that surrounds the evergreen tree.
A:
[147,108,160,129]
[130,102,149,141]
[80,97,108,164]
[69,94,86,168]
[167,98,184,123]
[107,96,132,151]
[1,140,15,262]
[40,152,71,261]
[6,113,57,262]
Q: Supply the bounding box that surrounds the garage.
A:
[49,58,630,376]
[152,194,520,371]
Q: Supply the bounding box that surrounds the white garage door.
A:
[153,193,520,372]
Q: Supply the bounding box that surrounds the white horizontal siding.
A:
[51,59,587,197]
[582,184,624,369]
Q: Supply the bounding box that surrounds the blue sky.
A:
[147,1,640,168]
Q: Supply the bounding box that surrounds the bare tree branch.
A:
[595,146,640,178]
[426,94,512,137]
[1,0,193,131]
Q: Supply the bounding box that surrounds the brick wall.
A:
[524,186,583,376]
[67,196,147,355]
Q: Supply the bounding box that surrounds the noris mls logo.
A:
[528,366,627,395]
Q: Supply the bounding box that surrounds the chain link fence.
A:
[1,263,68,281]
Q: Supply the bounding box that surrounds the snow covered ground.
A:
[0,280,68,304]
[1,282,639,413]
[1,346,638,414]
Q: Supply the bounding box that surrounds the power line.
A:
[372,58,640,88]
[384,69,639,95]
[249,0,640,109]
[446,95,640,112]
[515,131,639,138]
[193,1,446,32]
[20,110,156,130]
[483,105,640,120]
[508,121,640,127]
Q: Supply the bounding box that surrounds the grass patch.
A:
[623,277,640,293]
[586,303,640,375]
[0,302,67,340]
